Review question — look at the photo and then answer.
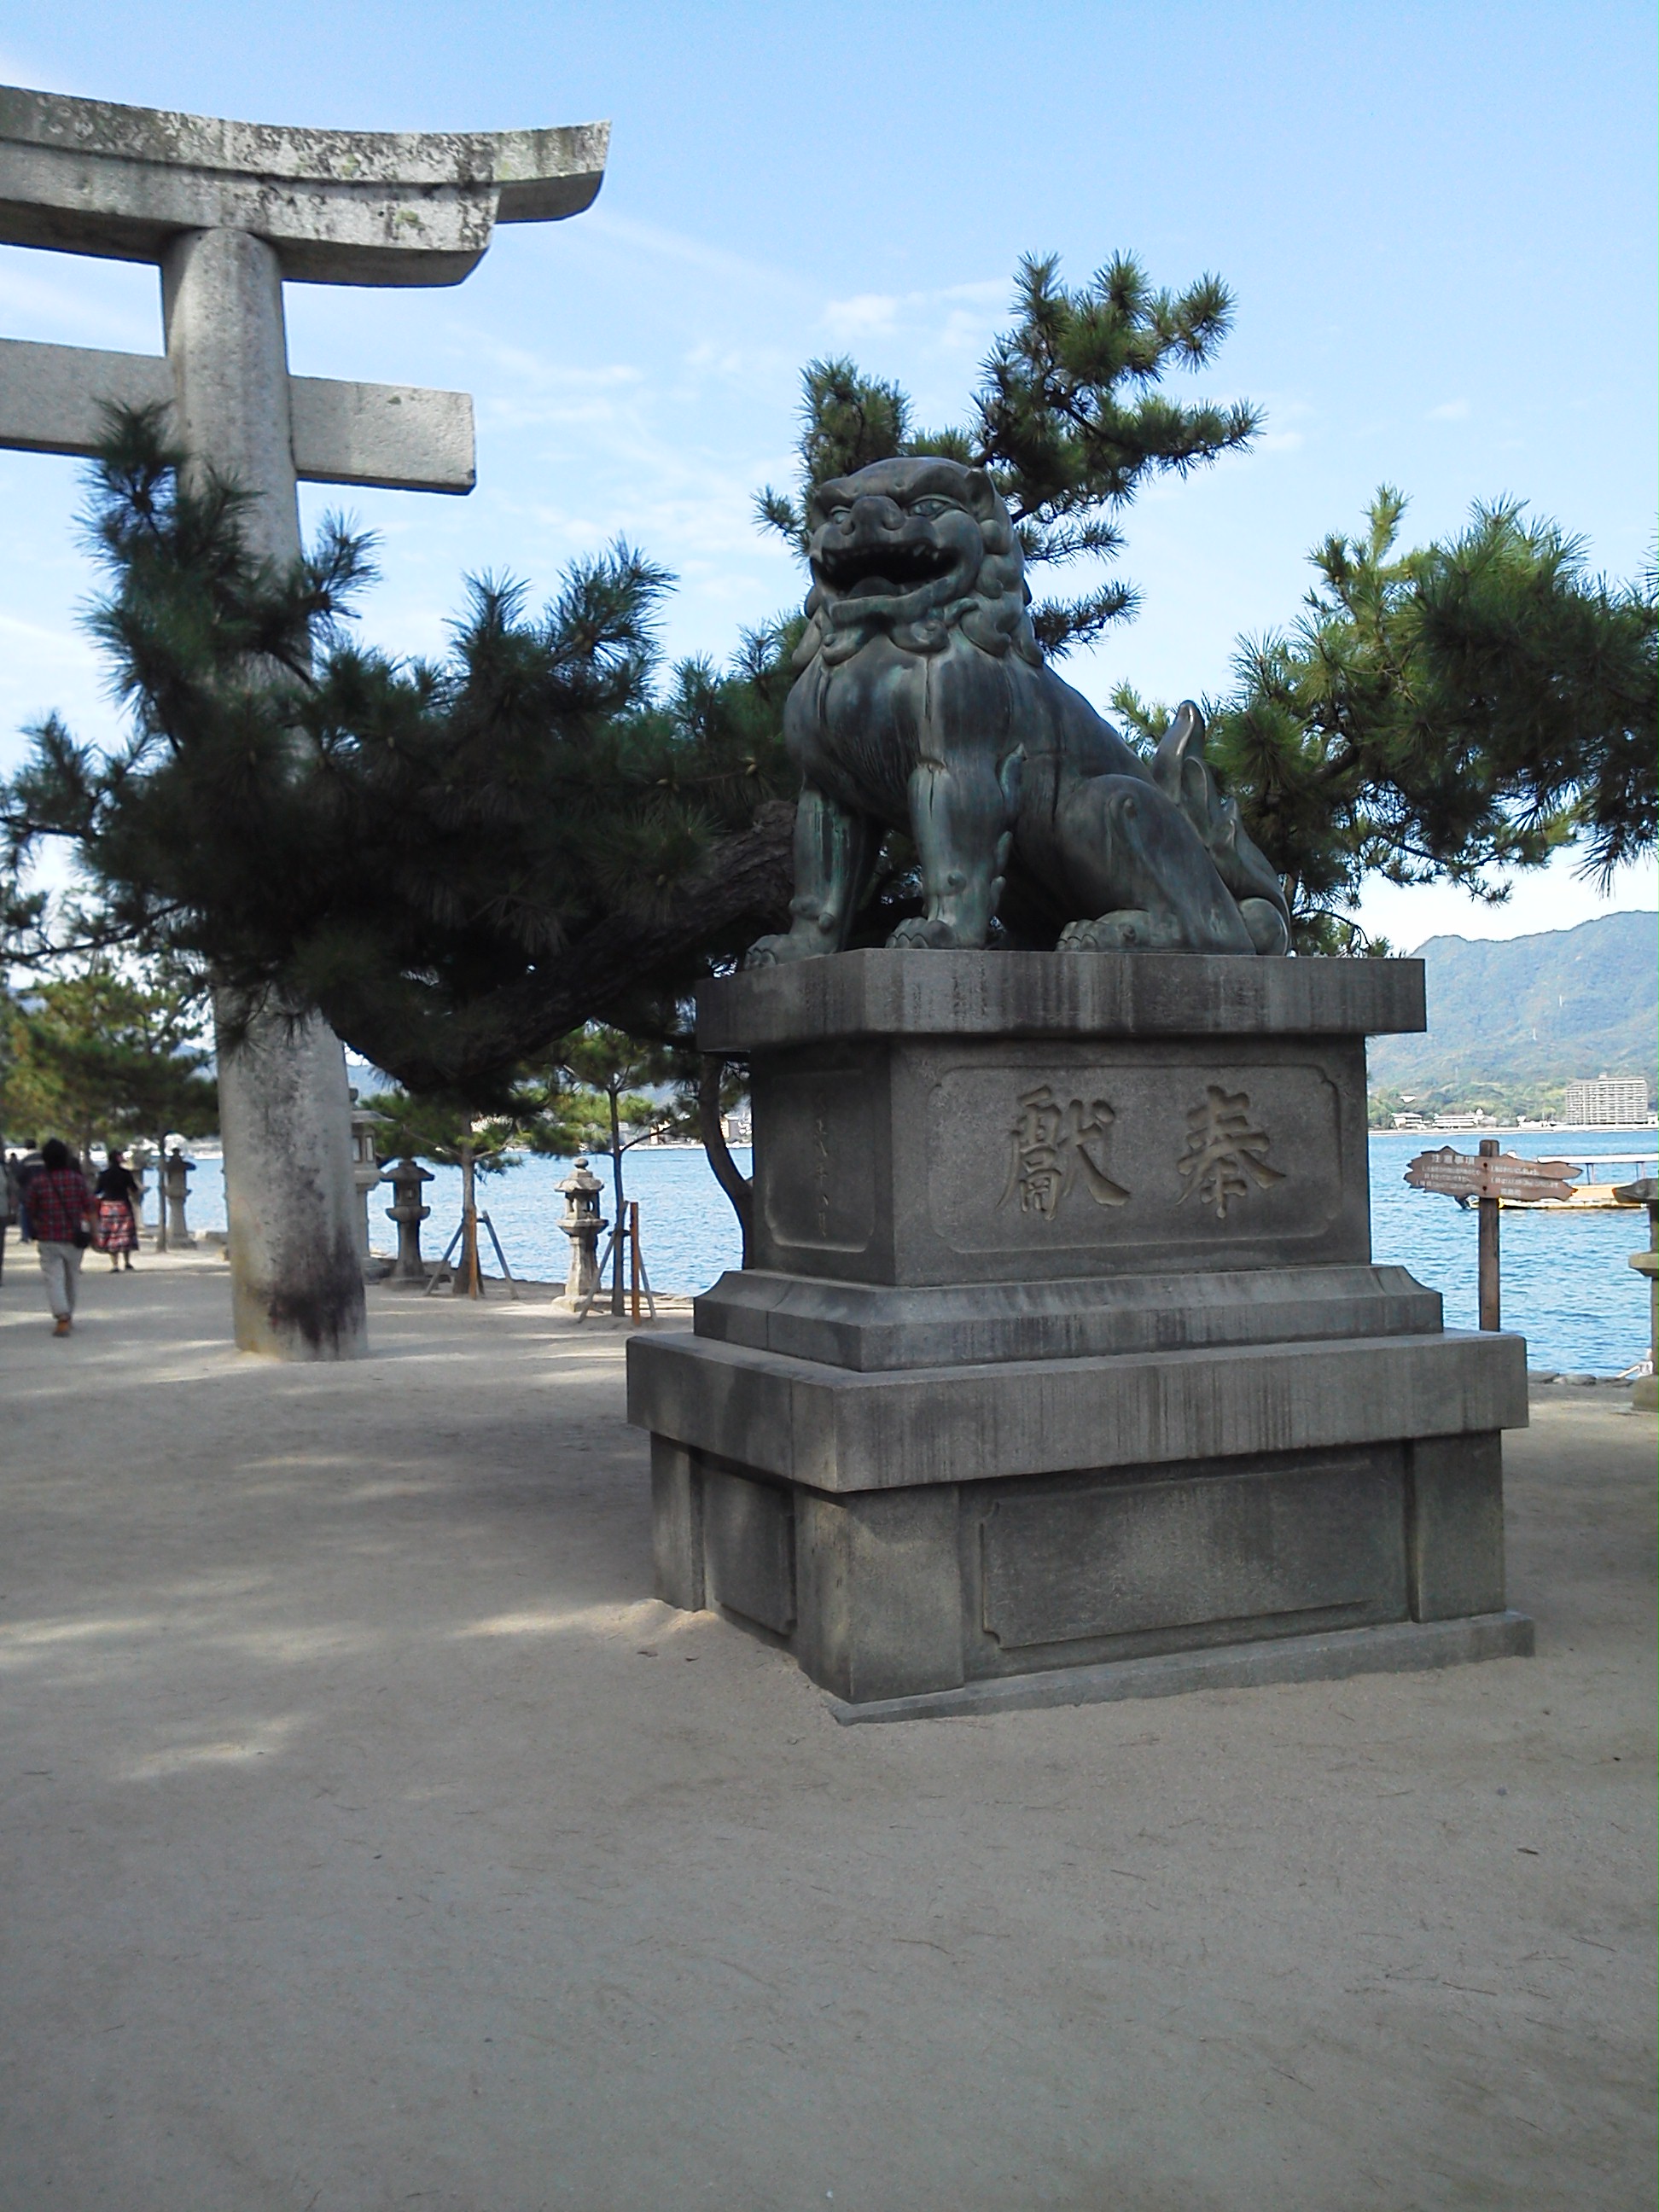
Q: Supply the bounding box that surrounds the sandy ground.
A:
[0,1250,1653,2212]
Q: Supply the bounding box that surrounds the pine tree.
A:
[1142,492,1657,952]
[360,1092,518,1179]
[2,959,217,1156]
[757,253,1260,653]
[527,1026,687,1312]
[1,411,797,1106]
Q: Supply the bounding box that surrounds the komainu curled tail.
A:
[1151,703,1291,956]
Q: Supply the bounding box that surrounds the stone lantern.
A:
[383,1156,434,1284]
[557,1157,608,1310]
[162,1148,195,1247]
[348,1092,388,1259]
[129,1143,153,1238]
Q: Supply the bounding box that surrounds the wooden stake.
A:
[1477,1138,1501,1330]
[630,1201,641,1323]
[455,1143,482,1298]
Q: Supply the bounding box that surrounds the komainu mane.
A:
[747,457,1290,963]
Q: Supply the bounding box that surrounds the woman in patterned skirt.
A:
[94,1149,141,1270]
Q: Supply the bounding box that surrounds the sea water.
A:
[1366,1128,1653,1374]
[173,1128,1654,1376]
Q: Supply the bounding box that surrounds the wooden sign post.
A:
[1476,1139,1502,1330]
[1404,1144,1579,1330]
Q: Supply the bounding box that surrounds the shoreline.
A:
[1369,1123,1658,1139]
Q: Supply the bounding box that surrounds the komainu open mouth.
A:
[819,536,958,598]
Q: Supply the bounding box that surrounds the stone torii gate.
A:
[0,85,608,1359]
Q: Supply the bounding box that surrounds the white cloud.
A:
[819,278,1005,354]
[1355,847,1658,948]
[466,341,644,393]
[0,253,161,351]
[820,291,901,341]
[0,611,89,665]
[579,209,804,305]
[677,339,797,388]
[1428,397,1471,421]
[0,47,81,96]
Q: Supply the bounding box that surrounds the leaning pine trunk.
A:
[698,1057,752,1267]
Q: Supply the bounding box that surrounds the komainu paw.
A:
[887,917,967,949]
[1059,913,1155,952]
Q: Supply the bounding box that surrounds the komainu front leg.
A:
[888,754,1020,950]
[746,785,876,966]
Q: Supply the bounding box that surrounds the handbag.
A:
[73,1225,93,1249]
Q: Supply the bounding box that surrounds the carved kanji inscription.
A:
[1000,1085,1130,1221]
[1176,1086,1285,1220]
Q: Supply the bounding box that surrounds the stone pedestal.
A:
[348,1094,389,1268]
[557,1157,608,1310]
[383,1156,433,1284]
[161,1151,195,1248]
[627,952,1532,1716]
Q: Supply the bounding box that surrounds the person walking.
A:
[29,1139,95,1336]
[13,1146,44,1237]
[0,1150,20,1285]
[93,1148,142,1271]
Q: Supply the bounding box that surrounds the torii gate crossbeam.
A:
[0,86,608,1359]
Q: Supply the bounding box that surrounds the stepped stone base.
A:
[824,1610,1536,1725]
[628,952,1532,1711]
[632,1331,1526,1705]
[693,1260,1444,1370]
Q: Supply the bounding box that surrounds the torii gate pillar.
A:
[0,88,608,1357]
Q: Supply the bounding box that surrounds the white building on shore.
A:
[1565,1075,1650,1126]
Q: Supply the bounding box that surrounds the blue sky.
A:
[0,0,1653,948]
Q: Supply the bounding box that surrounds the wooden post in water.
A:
[1477,1138,1501,1331]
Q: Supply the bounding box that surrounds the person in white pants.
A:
[26,1140,95,1336]
[37,1241,84,1329]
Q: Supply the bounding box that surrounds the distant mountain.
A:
[1367,911,1657,1095]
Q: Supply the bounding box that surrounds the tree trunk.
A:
[698,1057,752,1266]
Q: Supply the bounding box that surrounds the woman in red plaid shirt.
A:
[28,1139,95,1336]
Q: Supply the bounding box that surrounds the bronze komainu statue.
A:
[748,457,1290,964]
